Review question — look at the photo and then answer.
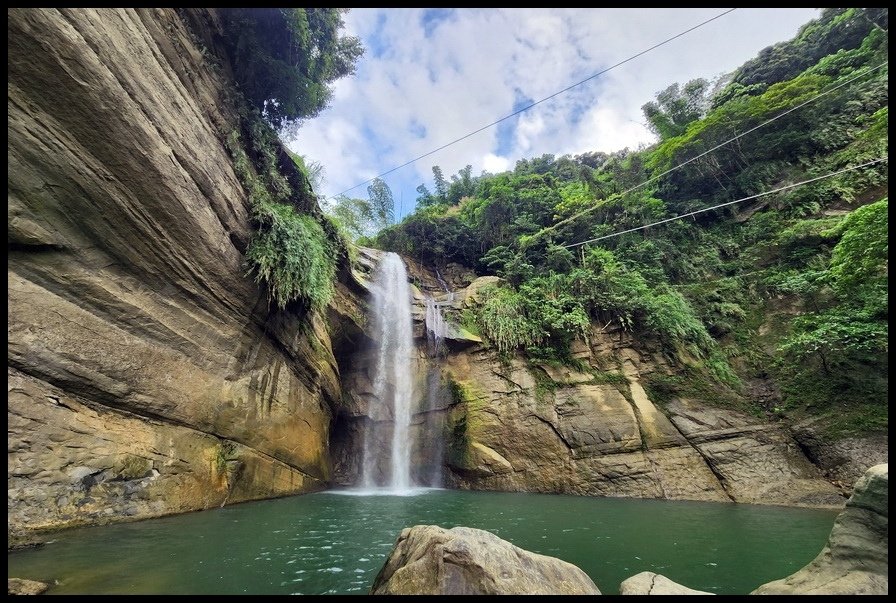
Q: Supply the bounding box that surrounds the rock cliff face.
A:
[7,8,362,539]
[399,275,846,508]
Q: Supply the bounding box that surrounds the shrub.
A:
[226,121,337,310]
[476,286,543,354]
[247,201,336,310]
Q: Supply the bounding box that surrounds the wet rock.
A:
[752,463,888,595]
[8,578,49,595]
[619,572,713,595]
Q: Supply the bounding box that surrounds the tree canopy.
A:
[220,8,363,130]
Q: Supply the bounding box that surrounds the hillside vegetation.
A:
[371,8,889,435]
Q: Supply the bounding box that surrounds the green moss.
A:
[776,358,888,437]
[643,368,754,415]
[527,364,558,404]
[588,369,629,386]
[445,376,490,468]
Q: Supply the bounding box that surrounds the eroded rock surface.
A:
[442,342,842,507]
[752,463,888,595]
[619,572,713,595]
[8,8,360,536]
[371,525,600,595]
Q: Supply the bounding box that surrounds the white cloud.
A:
[482,153,512,174]
[291,7,819,217]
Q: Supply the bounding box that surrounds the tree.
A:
[447,164,475,204]
[325,195,374,240]
[641,79,710,140]
[367,178,395,228]
[728,8,877,90]
[829,198,888,295]
[415,183,437,208]
[432,166,448,201]
[220,8,363,130]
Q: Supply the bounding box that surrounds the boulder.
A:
[619,572,713,595]
[371,525,600,595]
[752,463,888,595]
[8,578,49,595]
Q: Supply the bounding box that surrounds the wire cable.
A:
[330,8,738,198]
[562,157,888,249]
[541,61,888,238]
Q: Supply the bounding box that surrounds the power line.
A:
[541,61,888,238]
[561,157,888,249]
[331,8,738,198]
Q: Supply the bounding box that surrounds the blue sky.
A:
[291,8,819,222]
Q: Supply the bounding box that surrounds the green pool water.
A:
[7,489,838,595]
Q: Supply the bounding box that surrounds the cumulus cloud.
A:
[291,7,818,218]
[482,153,512,175]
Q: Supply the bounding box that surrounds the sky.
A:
[290,7,820,221]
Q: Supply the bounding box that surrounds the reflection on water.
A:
[7,489,837,595]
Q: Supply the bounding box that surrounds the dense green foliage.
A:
[375,8,888,433]
[216,9,363,309]
[220,8,362,130]
[247,204,336,311]
[323,178,397,241]
[226,118,337,311]
[642,78,711,140]
[722,8,885,93]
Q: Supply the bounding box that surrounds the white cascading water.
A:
[362,252,415,492]
[426,268,453,357]
[424,297,447,357]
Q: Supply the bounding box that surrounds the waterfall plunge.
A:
[361,253,415,492]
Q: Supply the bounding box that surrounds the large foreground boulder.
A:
[752,463,888,595]
[370,525,600,595]
[619,572,713,595]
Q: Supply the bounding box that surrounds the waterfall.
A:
[361,252,415,492]
[422,268,454,487]
[425,298,447,358]
[434,268,455,302]
[426,268,453,358]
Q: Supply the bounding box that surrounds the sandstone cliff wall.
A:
[7,8,360,539]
